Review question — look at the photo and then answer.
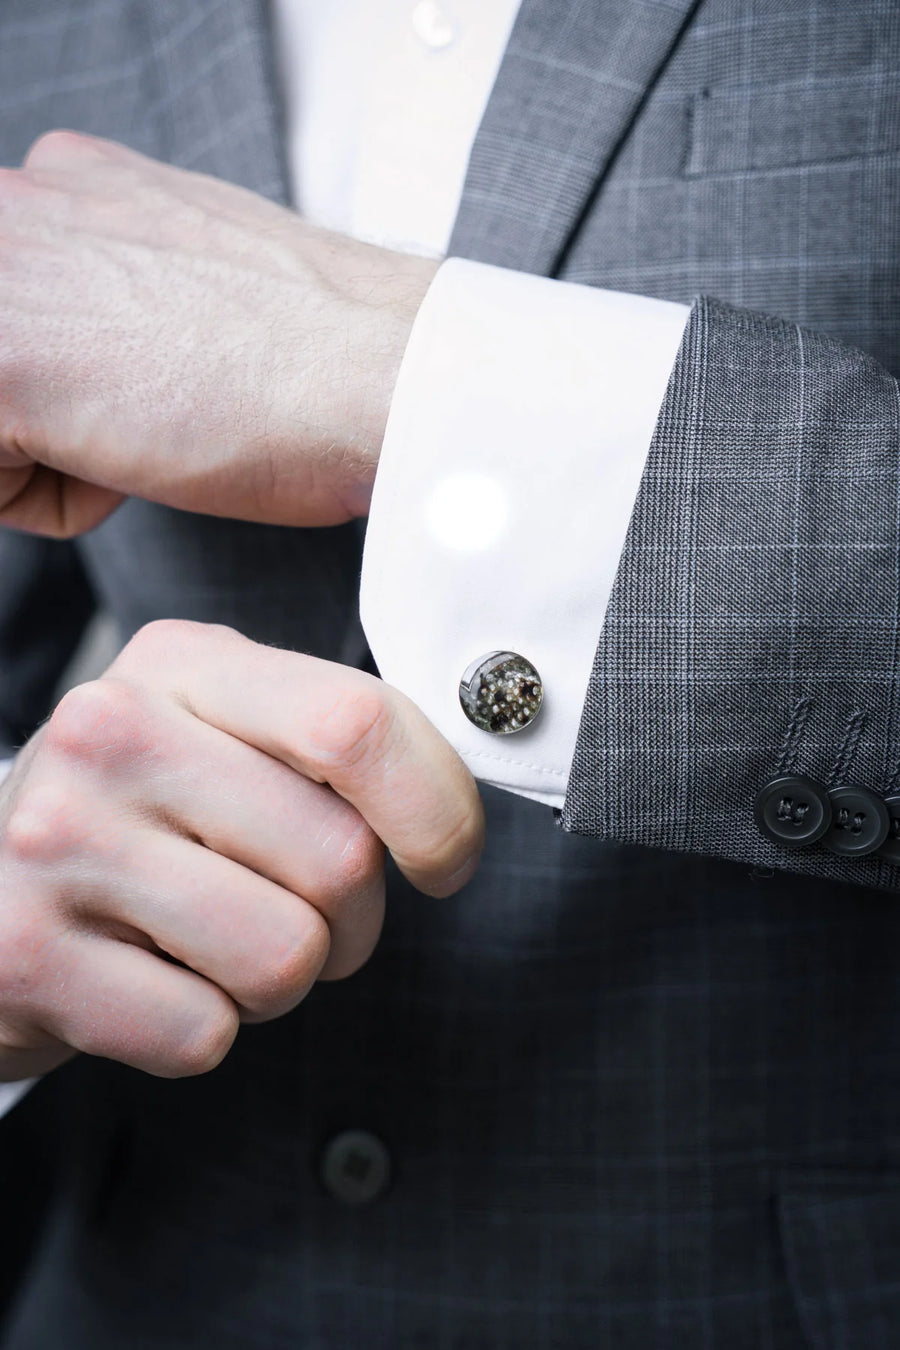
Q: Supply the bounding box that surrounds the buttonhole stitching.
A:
[776,694,812,776]
[827,708,867,788]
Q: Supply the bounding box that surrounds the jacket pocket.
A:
[778,1171,900,1350]
[685,76,900,176]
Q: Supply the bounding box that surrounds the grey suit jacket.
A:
[1,2,899,1348]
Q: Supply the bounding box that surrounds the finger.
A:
[123,701,386,981]
[0,463,123,537]
[112,623,485,897]
[40,678,386,980]
[22,129,290,232]
[89,828,347,1017]
[37,936,240,1079]
[23,128,128,172]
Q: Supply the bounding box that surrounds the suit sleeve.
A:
[561,296,900,889]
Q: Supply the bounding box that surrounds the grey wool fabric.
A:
[1,1,900,1347]
[563,298,900,889]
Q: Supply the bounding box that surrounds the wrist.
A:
[282,232,439,520]
[352,250,441,508]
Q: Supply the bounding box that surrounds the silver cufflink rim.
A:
[458,650,543,735]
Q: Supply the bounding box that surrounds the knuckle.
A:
[164,1001,240,1078]
[311,686,396,778]
[240,913,330,1018]
[44,679,149,768]
[5,781,89,866]
[119,618,189,662]
[332,819,384,897]
[24,129,102,170]
[114,618,238,676]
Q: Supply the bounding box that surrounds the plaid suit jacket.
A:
[1,2,899,1347]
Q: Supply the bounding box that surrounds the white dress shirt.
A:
[0,0,688,1118]
[272,0,688,805]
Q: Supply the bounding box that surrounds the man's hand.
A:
[0,131,438,537]
[0,621,484,1082]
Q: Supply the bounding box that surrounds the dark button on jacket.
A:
[754,776,831,848]
[879,795,900,864]
[822,785,890,857]
[320,1130,392,1206]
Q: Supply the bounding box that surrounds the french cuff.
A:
[360,258,689,806]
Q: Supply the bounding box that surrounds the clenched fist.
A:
[0,130,438,536]
[0,621,484,1082]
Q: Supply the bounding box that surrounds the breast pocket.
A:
[778,1171,900,1350]
[685,76,900,177]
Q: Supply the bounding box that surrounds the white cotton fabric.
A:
[361,260,689,804]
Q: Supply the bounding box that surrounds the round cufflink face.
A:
[458,651,543,734]
[822,784,890,857]
[753,775,831,848]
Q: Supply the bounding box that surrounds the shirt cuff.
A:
[360,258,689,805]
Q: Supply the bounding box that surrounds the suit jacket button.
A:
[754,775,831,848]
[459,651,543,733]
[822,784,890,857]
[878,795,900,864]
[319,1130,391,1206]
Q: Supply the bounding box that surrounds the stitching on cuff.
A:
[461,749,566,776]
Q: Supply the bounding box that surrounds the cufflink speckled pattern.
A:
[458,651,543,734]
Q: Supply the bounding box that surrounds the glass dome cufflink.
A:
[459,651,543,735]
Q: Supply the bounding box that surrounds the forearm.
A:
[0,131,436,537]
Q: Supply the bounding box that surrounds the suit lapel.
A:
[449,0,700,275]
[148,0,698,270]
[147,0,289,204]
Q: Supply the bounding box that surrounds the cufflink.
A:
[458,651,543,734]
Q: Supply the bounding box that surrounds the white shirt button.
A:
[411,0,456,50]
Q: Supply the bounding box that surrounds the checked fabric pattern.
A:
[1,1,899,1347]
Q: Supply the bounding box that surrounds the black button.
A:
[319,1130,391,1206]
[879,795,900,865]
[822,784,890,857]
[754,775,831,848]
